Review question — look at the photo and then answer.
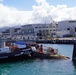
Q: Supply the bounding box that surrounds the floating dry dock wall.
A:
[72,44,76,61]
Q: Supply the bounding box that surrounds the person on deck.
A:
[35,43,39,52]
[53,49,58,54]
[39,45,43,53]
[47,47,58,54]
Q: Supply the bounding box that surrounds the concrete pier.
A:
[36,40,76,44]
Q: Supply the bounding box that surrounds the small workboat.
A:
[31,47,70,60]
[31,51,70,59]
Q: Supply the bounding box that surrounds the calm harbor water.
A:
[0,44,76,75]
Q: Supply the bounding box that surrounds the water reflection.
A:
[72,61,76,75]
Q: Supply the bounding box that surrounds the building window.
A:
[53,26,55,28]
[35,27,38,28]
[53,29,56,31]
[67,28,70,30]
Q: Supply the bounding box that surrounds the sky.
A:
[0,0,76,28]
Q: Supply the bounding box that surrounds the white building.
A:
[57,20,76,37]
[20,23,58,39]
[32,23,57,39]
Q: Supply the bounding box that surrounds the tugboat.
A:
[0,40,32,62]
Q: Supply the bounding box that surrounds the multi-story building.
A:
[33,23,57,38]
[13,28,22,40]
[21,24,35,40]
[1,27,22,40]
[1,29,11,39]
[57,20,76,37]
[1,23,57,40]
[21,23,57,39]
[21,25,34,35]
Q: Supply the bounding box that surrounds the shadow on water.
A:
[0,57,36,65]
[72,61,76,69]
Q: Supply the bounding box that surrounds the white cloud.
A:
[0,4,33,28]
[32,0,76,23]
[0,0,76,28]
